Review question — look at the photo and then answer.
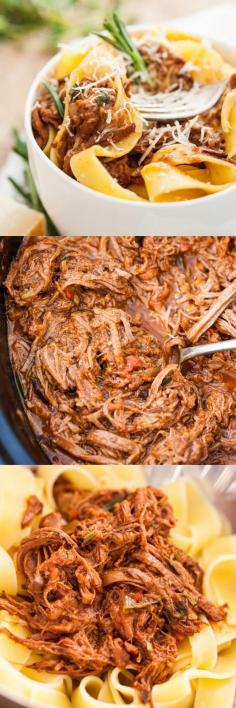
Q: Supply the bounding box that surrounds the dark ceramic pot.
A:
[0,237,48,464]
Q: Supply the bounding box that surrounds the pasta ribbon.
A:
[141,144,236,201]
[0,657,71,708]
[169,39,229,83]
[151,640,236,707]
[52,43,143,198]
[0,467,42,549]
[0,547,17,594]
[0,612,30,666]
[54,37,99,80]
[34,26,236,203]
[70,147,143,201]
[221,88,236,158]
[201,536,236,624]
[43,126,56,157]
[164,477,223,555]
[38,465,145,508]
[0,470,235,708]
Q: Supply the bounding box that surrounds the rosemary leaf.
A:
[94,12,149,81]
[43,80,64,120]
[10,129,59,235]
[8,177,31,204]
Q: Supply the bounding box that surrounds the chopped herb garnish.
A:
[43,80,64,120]
[98,92,111,105]
[104,493,127,510]
[82,531,98,545]
[175,600,187,615]
[94,12,149,82]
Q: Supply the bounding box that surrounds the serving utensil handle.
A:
[181,338,236,363]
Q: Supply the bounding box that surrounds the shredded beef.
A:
[0,484,226,702]
[5,236,236,465]
[31,39,233,184]
[105,95,227,187]
[32,84,64,149]
[54,78,136,176]
[136,43,194,94]
[21,495,43,528]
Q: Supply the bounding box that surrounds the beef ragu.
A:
[5,236,236,465]
[32,42,232,188]
[0,483,226,702]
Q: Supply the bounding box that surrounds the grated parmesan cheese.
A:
[138,115,199,165]
[179,61,198,75]
[106,109,112,125]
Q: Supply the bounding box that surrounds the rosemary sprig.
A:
[9,129,58,235]
[8,176,31,204]
[12,130,28,160]
[43,80,64,120]
[94,12,149,81]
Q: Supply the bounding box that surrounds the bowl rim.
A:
[24,24,236,210]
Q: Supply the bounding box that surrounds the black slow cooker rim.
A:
[0,237,49,464]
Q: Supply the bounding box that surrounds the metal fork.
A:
[130,79,227,121]
[177,337,236,364]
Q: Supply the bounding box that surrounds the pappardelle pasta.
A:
[0,466,236,708]
[31,18,236,203]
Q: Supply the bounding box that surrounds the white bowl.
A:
[25,28,236,236]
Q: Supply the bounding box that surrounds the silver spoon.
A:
[177,338,236,365]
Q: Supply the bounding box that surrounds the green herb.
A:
[98,92,112,106]
[82,531,98,545]
[12,130,28,160]
[94,12,149,81]
[8,177,31,204]
[175,600,187,615]
[104,493,127,511]
[9,129,58,235]
[43,80,64,119]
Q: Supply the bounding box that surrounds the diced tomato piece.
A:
[134,592,142,602]
[125,356,143,373]
[64,286,74,301]
[149,298,159,312]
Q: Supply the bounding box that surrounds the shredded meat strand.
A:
[21,495,43,528]
[0,483,226,702]
[31,39,236,186]
[5,236,236,465]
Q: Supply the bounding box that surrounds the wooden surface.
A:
[0,0,235,167]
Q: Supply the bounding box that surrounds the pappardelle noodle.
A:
[0,466,236,708]
[31,19,236,202]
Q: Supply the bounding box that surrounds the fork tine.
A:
[130,79,227,122]
[140,111,201,121]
